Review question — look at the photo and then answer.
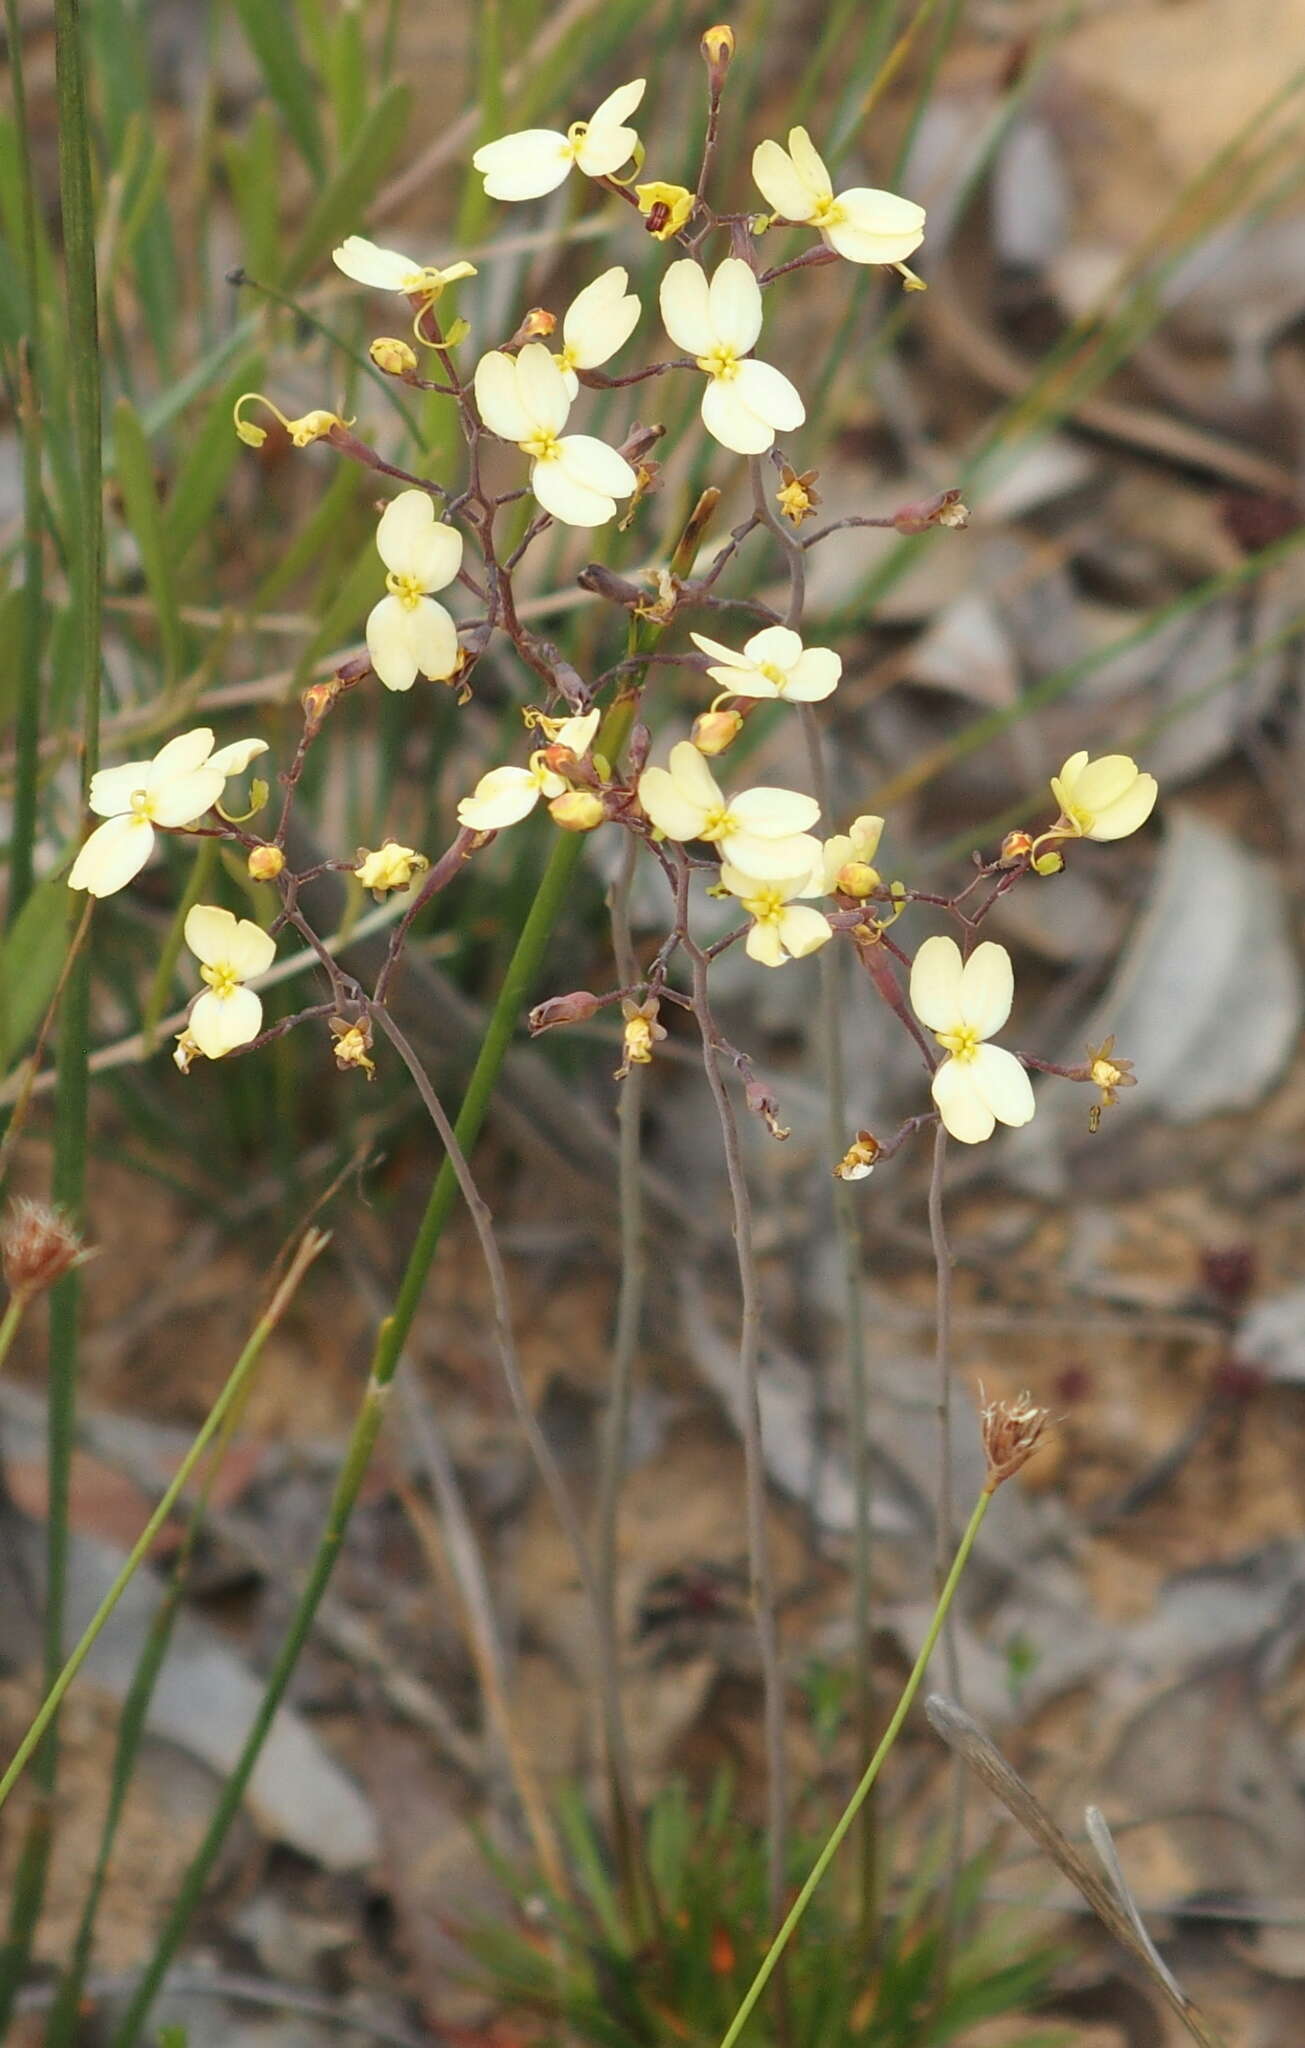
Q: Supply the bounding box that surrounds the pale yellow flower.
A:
[332,236,476,298]
[554,267,641,398]
[183,905,276,1060]
[1048,752,1158,842]
[752,127,925,267]
[69,729,267,898]
[910,935,1035,1145]
[456,710,601,831]
[474,343,636,527]
[366,490,463,692]
[691,624,840,703]
[659,258,804,455]
[719,862,831,967]
[637,740,820,879]
[472,80,645,201]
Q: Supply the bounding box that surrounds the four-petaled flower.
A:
[910,935,1035,1145]
[472,79,645,200]
[1048,752,1158,842]
[554,267,641,398]
[332,236,477,299]
[366,490,463,692]
[691,624,841,703]
[474,343,637,526]
[638,741,820,878]
[752,127,925,269]
[69,729,268,898]
[457,710,602,831]
[720,862,832,967]
[183,905,276,1060]
[660,257,805,454]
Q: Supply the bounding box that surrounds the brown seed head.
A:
[3,1199,92,1301]
[979,1388,1051,1492]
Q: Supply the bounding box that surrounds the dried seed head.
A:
[979,1387,1051,1491]
[2,1199,92,1301]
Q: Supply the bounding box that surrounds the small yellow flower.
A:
[1084,1035,1136,1131]
[457,710,602,832]
[370,336,419,376]
[233,395,350,449]
[776,464,820,524]
[636,180,695,239]
[355,842,429,895]
[332,236,476,300]
[331,1016,377,1078]
[474,343,637,528]
[366,491,463,693]
[638,740,821,879]
[1046,752,1158,842]
[910,935,1035,1145]
[720,863,832,968]
[692,624,841,704]
[616,997,666,1079]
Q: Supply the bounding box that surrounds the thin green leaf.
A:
[112,396,184,690]
[281,80,414,288]
[230,0,326,177]
[163,352,266,564]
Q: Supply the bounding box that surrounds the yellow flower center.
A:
[129,788,156,822]
[758,661,788,692]
[386,570,426,610]
[1091,1057,1122,1089]
[201,961,240,1001]
[698,346,741,382]
[699,803,738,842]
[811,196,846,229]
[937,1025,980,1062]
[523,429,561,462]
[556,344,578,372]
[744,885,786,924]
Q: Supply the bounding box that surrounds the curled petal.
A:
[207,736,269,777]
[456,767,541,831]
[910,933,964,1032]
[1070,754,1143,815]
[189,984,264,1060]
[660,260,715,357]
[555,708,601,757]
[787,127,834,202]
[776,903,832,958]
[472,128,572,201]
[68,813,154,896]
[931,1057,996,1144]
[957,940,1014,1039]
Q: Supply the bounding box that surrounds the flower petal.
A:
[555,433,636,497]
[474,351,534,443]
[148,767,227,826]
[787,127,834,201]
[828,188,925,265]
[776,903,832,958]
[1072,754,1142,815]
[147,728,217,784]
[732,357,805,431]
[68,813,154,896]
[721,829,822,879]
[410,597,461,683]
[751,139,818,222]
[367,594,419,692]
[575,119,640,179]
[638,764,708,842]
[207,737,268,777]
[555,708,601,757]
[190,984,263,1059]
[225,916,277,980]
[660,260,715,356]
[969,1043,1035,1129]
[667,739,725,810]
[184,903,239,967]
[931,1057,996,1144]
[587,78,646,129]
[910,933,964,1031]
[332,236,419,290]
[701,376,775,454]
[708,258,763,356]
[562,267,641,368]
[784,647,842,700]
[516,342,571,436]
[740,627,801,674]
[456,767,541,831]
[957,940,1014,1039]
[472,128,572,200]
[530,458,614,528]
[1054,751,1089,798]
[1089,774,1158,840]
[376,490,462,590]
[689,630,747,667]
[746,921,787,967]
[729,785,821,836]
[87,758,156,818]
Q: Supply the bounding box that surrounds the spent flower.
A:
[910,935,1035,1145]
[2,1199,93,1301]
[980,1389,1051,1491]
[355,842,429,895]
[660,257,804,454]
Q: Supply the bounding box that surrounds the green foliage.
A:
[467,1780,1066,2048]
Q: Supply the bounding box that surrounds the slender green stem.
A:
[5,0,45,922]
[715,1485,995,2048]
[0,1296,27,1373]
[0,1234,327,1820]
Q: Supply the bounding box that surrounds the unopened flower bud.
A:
[247,844,285,882]
[521,306,557,338]
[999,829,1033,866]
[979,1388,1051,1492]
[835,860,879,900]
[303,679,338,727]
[691,707,743,756]
[529,990,603,1035]
[370,336,418,376]
[834,1131,879,1182]
[701,22,735,85]
[549,789,606,833]
[2,1199,92,1301]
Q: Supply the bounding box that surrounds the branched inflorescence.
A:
[68,25,1158,1170]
